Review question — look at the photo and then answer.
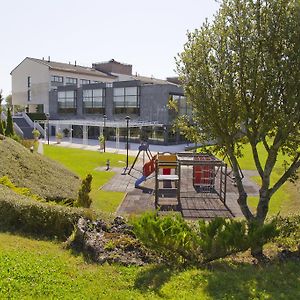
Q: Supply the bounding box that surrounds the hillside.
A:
[0,136,80,201]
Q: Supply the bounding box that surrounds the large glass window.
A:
[66,77,78,85]
[58,90,77,113]
[170,94,192,116]
[113,86,140,114]
[51,75,63,83]
[83,89,105,114]
[80,79,90,85]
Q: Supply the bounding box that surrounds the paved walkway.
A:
[43,137,188,156]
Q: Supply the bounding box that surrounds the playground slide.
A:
[135,175,147,188]
[135,158,156,187]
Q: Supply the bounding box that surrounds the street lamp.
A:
[46,113,50,145]
[125,115,130,172]
[103,114,107,153]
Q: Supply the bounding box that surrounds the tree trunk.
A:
[227,150,254,221]
[251,192,270,258]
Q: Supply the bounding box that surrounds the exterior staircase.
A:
[12,116,35,139]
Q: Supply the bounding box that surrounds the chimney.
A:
[48,56,50,62]
[42,57,44,60]
[75,60,77,66]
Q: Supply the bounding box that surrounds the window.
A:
[27,90,31,102]
[83,89,105,114]
[113,86,140,114]
[58,90,77,113]
[66,77,78,85]
[27,76,31,88]
[51,75,63,83]
[170,94,191,116]
[80,79,90,85]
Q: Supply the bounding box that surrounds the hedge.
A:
[0,186,104,240]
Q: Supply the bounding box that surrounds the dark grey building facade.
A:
[49,79,187,144]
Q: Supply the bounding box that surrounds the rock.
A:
[67,216,157,266]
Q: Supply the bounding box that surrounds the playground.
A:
[102,143,259,219]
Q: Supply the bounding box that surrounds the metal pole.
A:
[46,113,50,145]
[125,116,130,171]
[103,114,107,153]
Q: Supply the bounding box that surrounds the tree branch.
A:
[262,136,270,152]
[250,140,264,178]
[269,154,300,197]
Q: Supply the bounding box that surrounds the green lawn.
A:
[44,146,134,213]
[235,142,300,215]
[0,232,299,299]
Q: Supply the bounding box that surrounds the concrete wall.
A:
[140,84,183,124]
[11,58,50,112]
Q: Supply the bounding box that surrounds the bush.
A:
[32,129,40,139]
[19,139,36,150]
[275,215,300,252]
[132,212,200,265]
[132,213,279,265]
[197,218,278,261]
[0,186,96,240]
[0,176,44,202]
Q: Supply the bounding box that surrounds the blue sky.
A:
[0,0,220,98]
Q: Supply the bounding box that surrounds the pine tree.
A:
[5,107,14,137]
[76,174,93,208]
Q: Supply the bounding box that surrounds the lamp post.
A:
[103,114,107,153]
[125,115,130,172]
[46,113,50,145]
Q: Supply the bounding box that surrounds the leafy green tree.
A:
[5,107,14,137]
[0,91,4,135]
[177,0,300,256]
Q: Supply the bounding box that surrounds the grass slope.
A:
[44,145,134,213]
[0,232,299,299]
[0,137,80,201]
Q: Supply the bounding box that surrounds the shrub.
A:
[76,174,93,208]
[132,212,200,265]
[32,129,40,139]
[0,186,96,240]
[0,176,44,202]
[132,213,279,265]
[19,139,35,150]
[56,132,63,139]
[197,218,278,262]
[275,215,300,252]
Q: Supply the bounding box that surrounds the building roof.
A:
[133,74,174,85]
[11,57,179,85]
[11,57,116,79]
